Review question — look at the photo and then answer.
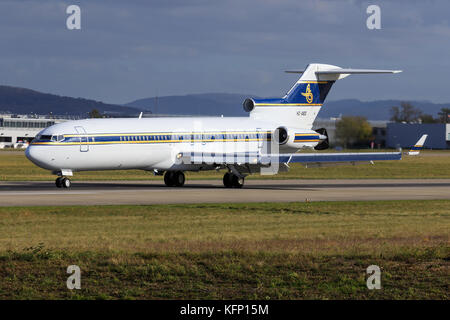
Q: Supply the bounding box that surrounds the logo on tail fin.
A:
[301,84,313,104]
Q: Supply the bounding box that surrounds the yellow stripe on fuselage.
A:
[299,81,328,84]
[32,138,268,146]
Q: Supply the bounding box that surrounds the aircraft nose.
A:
[25,145,39,163]
[25,146,52,169]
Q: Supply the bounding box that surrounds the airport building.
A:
[386,123,450,149]
[0,114,70,148]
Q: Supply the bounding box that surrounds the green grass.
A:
[1,150,450,181]
[0,200,448,299]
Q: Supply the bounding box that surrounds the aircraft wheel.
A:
[223,172,233,188]
[173,171,185,187]
[231,174,244,188]
[55,177,63,188]
[164,171,175,187]
[61,177,71,189]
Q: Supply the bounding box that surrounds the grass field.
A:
[0,200,448,299]
[1,150,450,181]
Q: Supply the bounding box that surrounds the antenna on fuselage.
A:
[138,112,143,119]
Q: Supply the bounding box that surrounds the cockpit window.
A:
[38,135,52,141]
[52,135,64,141]
[34,134,64,142]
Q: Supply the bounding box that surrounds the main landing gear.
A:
[164,171,185,187]
[55,176,71,189]
[163,171,243,188]
[223,172,244,188]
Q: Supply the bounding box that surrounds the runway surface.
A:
[0,179,450,206]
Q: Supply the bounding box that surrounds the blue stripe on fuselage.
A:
[31,131,273,145]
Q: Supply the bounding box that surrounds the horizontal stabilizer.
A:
[285,68,402,74]
[316,68,402,75]
[285,65,402,81]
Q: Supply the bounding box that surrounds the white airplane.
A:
[25,63,427,189]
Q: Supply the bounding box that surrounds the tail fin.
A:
[246,63,401,129]
[407,134,428,155]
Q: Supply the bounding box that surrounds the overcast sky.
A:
[1,0,449,104]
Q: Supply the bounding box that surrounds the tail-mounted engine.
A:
[273,127,289,145]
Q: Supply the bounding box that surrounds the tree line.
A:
[335,102,449,149]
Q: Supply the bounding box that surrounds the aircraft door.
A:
[75,126,89,152]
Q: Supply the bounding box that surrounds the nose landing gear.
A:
[55,177,71,189]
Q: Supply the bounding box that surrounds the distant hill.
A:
[0,85,139,116]
[127,94,449,120]
[1,86,447,120]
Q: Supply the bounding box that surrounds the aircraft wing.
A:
[177,135,425,170]
[177,151,402,167]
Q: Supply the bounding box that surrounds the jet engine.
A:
[243,98,255,112]
[273,126,289,145]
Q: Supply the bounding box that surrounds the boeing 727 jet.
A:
[25,63,427,188]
